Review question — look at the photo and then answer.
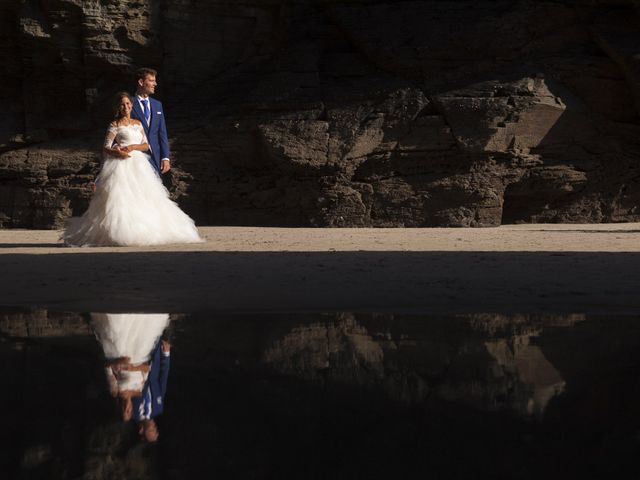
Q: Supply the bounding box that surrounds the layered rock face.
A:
[1,0,640,227]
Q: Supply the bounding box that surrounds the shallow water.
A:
[1,308,639,479]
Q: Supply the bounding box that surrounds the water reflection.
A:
[262,313,574,416]
[483,329,565,417]
[90,313,171,442]
[0,309,638,479]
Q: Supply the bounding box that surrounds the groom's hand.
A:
[160,159,171,174]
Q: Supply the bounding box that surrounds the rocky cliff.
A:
[2,0,640,227]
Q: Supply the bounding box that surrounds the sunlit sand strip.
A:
[0,224,639,254]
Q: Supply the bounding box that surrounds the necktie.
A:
[142,98,150,124]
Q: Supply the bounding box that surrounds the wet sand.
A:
[1,224,639,314]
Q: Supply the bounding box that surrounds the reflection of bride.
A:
[90,313,170,424]
[62,92,202,247]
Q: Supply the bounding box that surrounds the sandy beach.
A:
[1,224,639,314]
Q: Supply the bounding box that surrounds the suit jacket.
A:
[131,96,170,174]
[132,340,170,420]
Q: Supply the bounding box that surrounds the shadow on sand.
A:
[0,250,638,314]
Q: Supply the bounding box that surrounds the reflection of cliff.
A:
[445,314,582,416]
[263,313,429,403]
[2,309,577,416]
[0,309,89,337]
[2,308,640,479]
[263,313,385,382]
[481,336,565,417]
[263,313,583,416]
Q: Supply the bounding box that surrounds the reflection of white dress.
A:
[62,123,202,246]
[91,313,170,392]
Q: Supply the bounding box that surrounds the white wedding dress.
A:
[91,312,170,392]
[62,123,202,246]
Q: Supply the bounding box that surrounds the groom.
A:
[131,67,171,175]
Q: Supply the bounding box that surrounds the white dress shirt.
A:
[136,94,169,164]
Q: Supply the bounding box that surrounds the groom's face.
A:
[138,74,157,96]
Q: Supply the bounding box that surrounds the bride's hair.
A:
[113,92,132,120]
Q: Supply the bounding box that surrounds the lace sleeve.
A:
[103,125,117,148]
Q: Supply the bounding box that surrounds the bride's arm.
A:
[103,146,130,158]
[102,124,129,158]
[121,142,149,152]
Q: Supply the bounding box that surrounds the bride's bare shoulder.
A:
[131,119,143,126]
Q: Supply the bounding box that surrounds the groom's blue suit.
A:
[132,340,171,421]
[131,96,170,175]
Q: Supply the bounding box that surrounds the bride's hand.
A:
[115,149,130,159]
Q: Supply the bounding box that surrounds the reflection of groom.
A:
[131,338,171,442]
[131,67,171,175]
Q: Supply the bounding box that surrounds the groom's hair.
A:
[136,67,157,81]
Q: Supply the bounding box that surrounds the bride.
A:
[62,92,202,246]
[90,312,170,426]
